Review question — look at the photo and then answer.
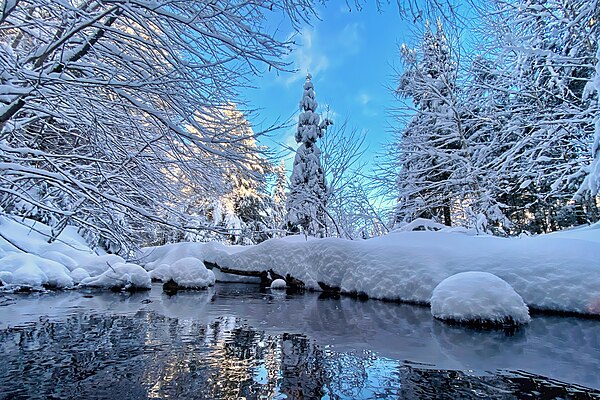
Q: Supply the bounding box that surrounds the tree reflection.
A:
[0,308,598,399]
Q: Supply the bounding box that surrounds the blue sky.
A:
[240,3,414,172]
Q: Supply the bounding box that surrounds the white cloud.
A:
[356,91,371,105]
[279,21,365,87]
[338,22,365,55]
[283,28,330,86]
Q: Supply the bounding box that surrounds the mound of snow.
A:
[430,272,530,326]
[139,242,204,271]
[77,254,127,277]
[270,279,286,290]
[39,250,78,271]
[149,264,171,282]
[12,264,46,288]
[0,253,73,289]
[169,257,215,289]
[70,268,91,284]
[0,271,13,285]
[81,262,151,291]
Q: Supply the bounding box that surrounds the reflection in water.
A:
[0,284,599,399]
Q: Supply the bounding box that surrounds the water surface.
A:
[0,283,598,399]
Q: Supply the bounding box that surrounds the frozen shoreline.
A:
[2,215,600,319]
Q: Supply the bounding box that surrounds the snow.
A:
[70,268,91,284]
[80,262,151,291]
[0,253,73,289]
[12,264,45,288]
[270,278,286,289]
[203,224,600,316]
[140,242,204,271]
[149,264,172,282]
[168,257,215,289]
[430,271,530,325]
[1,210,600,320]
[0,215,146,291]
[141,241,255,284]
[76,254,127,277]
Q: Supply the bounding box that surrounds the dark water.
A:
[0,284,599,400]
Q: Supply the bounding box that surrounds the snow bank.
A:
[0,253,73,289]
[430,272,530,326]
[0,215,146,291]
[204,224,600,316]
[80,262,151,291]
[141,241,256,283]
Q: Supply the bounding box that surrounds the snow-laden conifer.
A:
[393,20,468,227]
[285,74,332,236]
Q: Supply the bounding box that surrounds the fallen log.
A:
[204,261,305,290]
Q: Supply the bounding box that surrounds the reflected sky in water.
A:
[0,283,599,399]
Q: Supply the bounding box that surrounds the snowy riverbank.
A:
[2,215,600,319]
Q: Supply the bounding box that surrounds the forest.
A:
[1,0,598,257]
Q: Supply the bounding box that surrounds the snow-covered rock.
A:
[270,279,286,290]
[430,272,530,326]
[80,262,151,291]
[70,268,91,284]
[169,257,215,289]
[149,264,171,282]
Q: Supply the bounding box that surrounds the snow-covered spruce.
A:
[430,272,530,326]
[270,278,287,290]
[285,73,331,236]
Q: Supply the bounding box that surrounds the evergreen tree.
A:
[272,160,288,232]
[285,74,332,236]
[469,0,599,233]
[394,20,468,227]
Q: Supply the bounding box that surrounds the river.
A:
[0,283,598,399]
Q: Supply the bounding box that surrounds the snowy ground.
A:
[144,222,600,320]
[1,215,600,321]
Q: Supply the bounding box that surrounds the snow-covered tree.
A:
[466,0,600,233]
[578,47,600,200]
[160,105,274,245]
[285,73,332,236]
[393,20,469,227]
[0,0,315,253]
[272,160,288,233]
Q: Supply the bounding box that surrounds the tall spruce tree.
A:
[394,20,467,227]
[273,160,288,232]
[285,74,332,236]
